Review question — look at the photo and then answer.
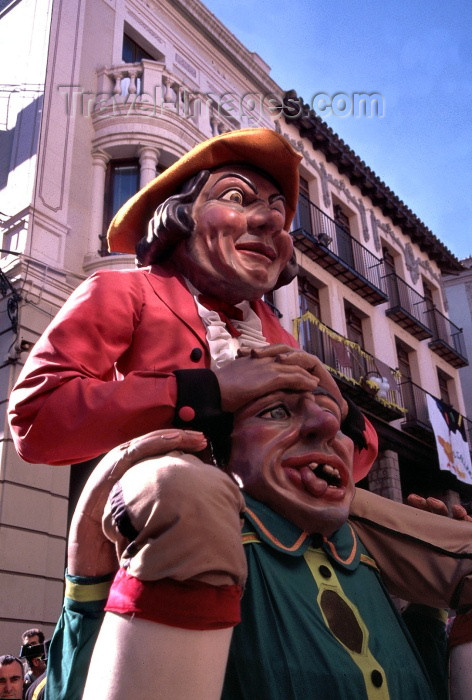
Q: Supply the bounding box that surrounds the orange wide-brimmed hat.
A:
[107,128,302,253]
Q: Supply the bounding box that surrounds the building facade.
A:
[0,0,470,649]
[443,258,472,422]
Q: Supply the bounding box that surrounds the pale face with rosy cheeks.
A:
[172,167,293,304]
[227,388,355,536]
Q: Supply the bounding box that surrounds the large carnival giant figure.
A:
[8,129,471,699]
[8,128,375,474]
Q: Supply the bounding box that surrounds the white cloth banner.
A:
[426,394,472,485]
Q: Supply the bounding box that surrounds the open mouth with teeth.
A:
[281,457,348,500]
[313,463,342,487]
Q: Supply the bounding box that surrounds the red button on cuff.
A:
[178,406,196,422]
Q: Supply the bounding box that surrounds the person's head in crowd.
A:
[0,656,24,700]
[19,629,47,680]
[21,629,44,647]
[109,128,302,303]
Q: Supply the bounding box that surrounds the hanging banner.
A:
[426,394,472,485]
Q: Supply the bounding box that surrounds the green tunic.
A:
[223,495,435,700]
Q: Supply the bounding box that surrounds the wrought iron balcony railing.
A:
[292,195,387,305]
[398,378,433,441]
[399,378,472,454]
[426,306,468,368]
[383,271,432,340]
[0,267,21,334]
[384,271,468,367]
[294,312,406,422]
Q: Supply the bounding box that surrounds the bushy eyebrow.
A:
[312,387,342,411]
[213,172,258,192]
[212,173,286,205]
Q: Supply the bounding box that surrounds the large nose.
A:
[246,202,282,236]
[299,398,339,442]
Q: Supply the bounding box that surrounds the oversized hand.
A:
[406,494,472,522]
[217,344,348,419]
[68,429,207,577]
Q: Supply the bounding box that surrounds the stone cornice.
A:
[169,0,280,94]
[282,90,463,274]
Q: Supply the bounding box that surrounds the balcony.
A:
[92,60,240,139]
[383,272,432,340]
[294,312,406,422]
[398,379,435,443]
[399,379,472,459]
[426,307,468,368]
[292,195,387,305]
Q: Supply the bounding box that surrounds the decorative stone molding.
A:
[277,125,370,241]
[374,218,442,287]
[83,253,135,277]
[404,243,419,285]
[169,0,280,94]
[278,124,444,288]
[318,162,331,209]
[86,149,110,257]
[370,210,381,252]
[138,145,160,188]
[127,8,166,46]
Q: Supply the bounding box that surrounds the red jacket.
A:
[8,265,297,465]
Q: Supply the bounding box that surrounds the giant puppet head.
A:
[222,384,355,537]
[107,129,302,302]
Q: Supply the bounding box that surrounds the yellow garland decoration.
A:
[293,313,407,414]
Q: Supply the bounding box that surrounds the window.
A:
[437,369,451,406]
[298,277,322,356]
[383,246,400,307]
[121,34,155,97]
[333,202,354,267]
[345,304,366,380]
[396,341,412,381]
[295,176,313,235]
[423,282,436,332]
[345,305,364,348]
[396,339,416,418]
[122,34,153,63]
[423,281,449,342]
[102,159,140,255]
[334,204,351,233]
[299,277,320,318]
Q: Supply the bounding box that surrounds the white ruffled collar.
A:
[186,281,269,370]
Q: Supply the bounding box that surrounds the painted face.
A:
[227,388,355,536]
[172,167,293,303]
[0,662,23,700]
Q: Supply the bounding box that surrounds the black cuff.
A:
[173,369,234,444]
[341,397,367,451]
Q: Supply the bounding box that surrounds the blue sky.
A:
[202,0,472,261]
